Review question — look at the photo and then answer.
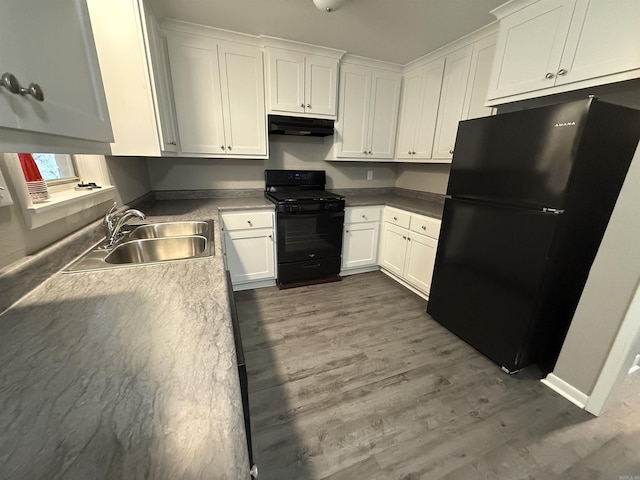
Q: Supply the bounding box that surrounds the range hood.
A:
[268,115,334,137]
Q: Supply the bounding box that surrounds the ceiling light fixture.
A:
[312,0,347,13]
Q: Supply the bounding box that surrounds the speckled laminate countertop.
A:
[0,191,443,479]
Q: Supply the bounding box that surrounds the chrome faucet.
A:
[103,202,146,247]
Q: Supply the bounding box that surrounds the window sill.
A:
[24,186,115,229]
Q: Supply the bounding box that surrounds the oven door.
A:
[277,211,344,263]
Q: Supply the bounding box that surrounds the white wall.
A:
[395,164,451,194]
[147,136,397,190]
[0,155,151,270]
[552,142,640,395]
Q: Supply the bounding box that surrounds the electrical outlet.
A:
[367,170,373,181]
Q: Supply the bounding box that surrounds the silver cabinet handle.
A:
[545,72,554,79]
[221,145,226,150]
[227,145,232,151]
[20,82,44,102]
[0,72,20,94]
[557,69,567,76]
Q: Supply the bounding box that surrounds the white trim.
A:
[232,278,276,292]
[585,281,640,416]
[340,54,403,72]
[340,265,380,276]
[261,35,346,59]
[541,373,589,409]
[490,0,538,19]
[162,19,263,46]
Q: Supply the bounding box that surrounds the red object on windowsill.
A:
[18,153,44,182]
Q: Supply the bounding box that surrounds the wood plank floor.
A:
[235,271,640,480]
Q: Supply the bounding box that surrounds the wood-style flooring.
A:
[235,271,640,480]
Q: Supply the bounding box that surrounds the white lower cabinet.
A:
[221,210,276,289]
[379,206,441,296]
[341,206,382,273]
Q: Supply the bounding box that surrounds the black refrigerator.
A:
[427,97,640,374]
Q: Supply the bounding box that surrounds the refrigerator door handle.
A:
[542,207,565,214]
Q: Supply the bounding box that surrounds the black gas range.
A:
[265,170,345,288]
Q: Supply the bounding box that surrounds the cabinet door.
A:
[0,0,112,142]
[556,0,640,86]
[268,49,305,114]
[379,223,408,276]
[404,233,438,295]
[336,64,371,158]
[143,1,179,153]
[487,0,576,100]
[167,32,225,155]
[305,55,339,117]
[218,41,267,156]
[342,222,380,269]
[367,70,401,158]
[224,229,275,284]
[462,33,497,121]
[413,58,445,159]
[432,45,473,160]
[395,68,424,160]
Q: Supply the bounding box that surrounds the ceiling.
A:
[147,0,505,65]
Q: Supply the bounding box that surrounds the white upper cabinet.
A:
[462,33,498,120]
[0,0,112,152]
[264,40,344,119]
[87,0,178,156]
[335,61,402,160]
[432,45,473,160]
[487,0,640,104]
[165,24,267,158]
[394,25,497,164]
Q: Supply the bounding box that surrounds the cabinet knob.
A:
[393,216,397,221]
[412,151,416,155]
[221,145,226,150]
[407,237,411,241]
[362,214,366,219]
[408,151,412,155]
[545,72,555,79]
[268,234,272,239]
[20,82,44,102]
[168,141,177,146]
[421,225,426,230]
[402,236,407,240]
[345,230,349,233]
[227,145,232,151]
[557,69,567,76]
[367,151,372,155]
[449,150,454,154]
[0,72,20,94]
[306,104,311,108]
[247,220,253,226]
[363,150,367,154]
[301,103,305,108]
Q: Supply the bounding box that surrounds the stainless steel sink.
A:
[64,219,214,272]
[127,221,209,240]
[105,236,208,264]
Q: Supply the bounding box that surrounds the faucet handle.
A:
[103,202,119,237]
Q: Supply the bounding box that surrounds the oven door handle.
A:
[278,211,345,219]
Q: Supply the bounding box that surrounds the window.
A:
[32,153,79,185]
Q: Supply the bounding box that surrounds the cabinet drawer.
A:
[383,207,410,229]
[221,210,273,231]
[410,214,441,239]
[345,206,382,224]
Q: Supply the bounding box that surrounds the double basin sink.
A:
[65,220,214,272]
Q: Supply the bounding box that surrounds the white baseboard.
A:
[232,279,276,291]
[541,373,589,409]
[380,268,429,301]
[340,265,380,276]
